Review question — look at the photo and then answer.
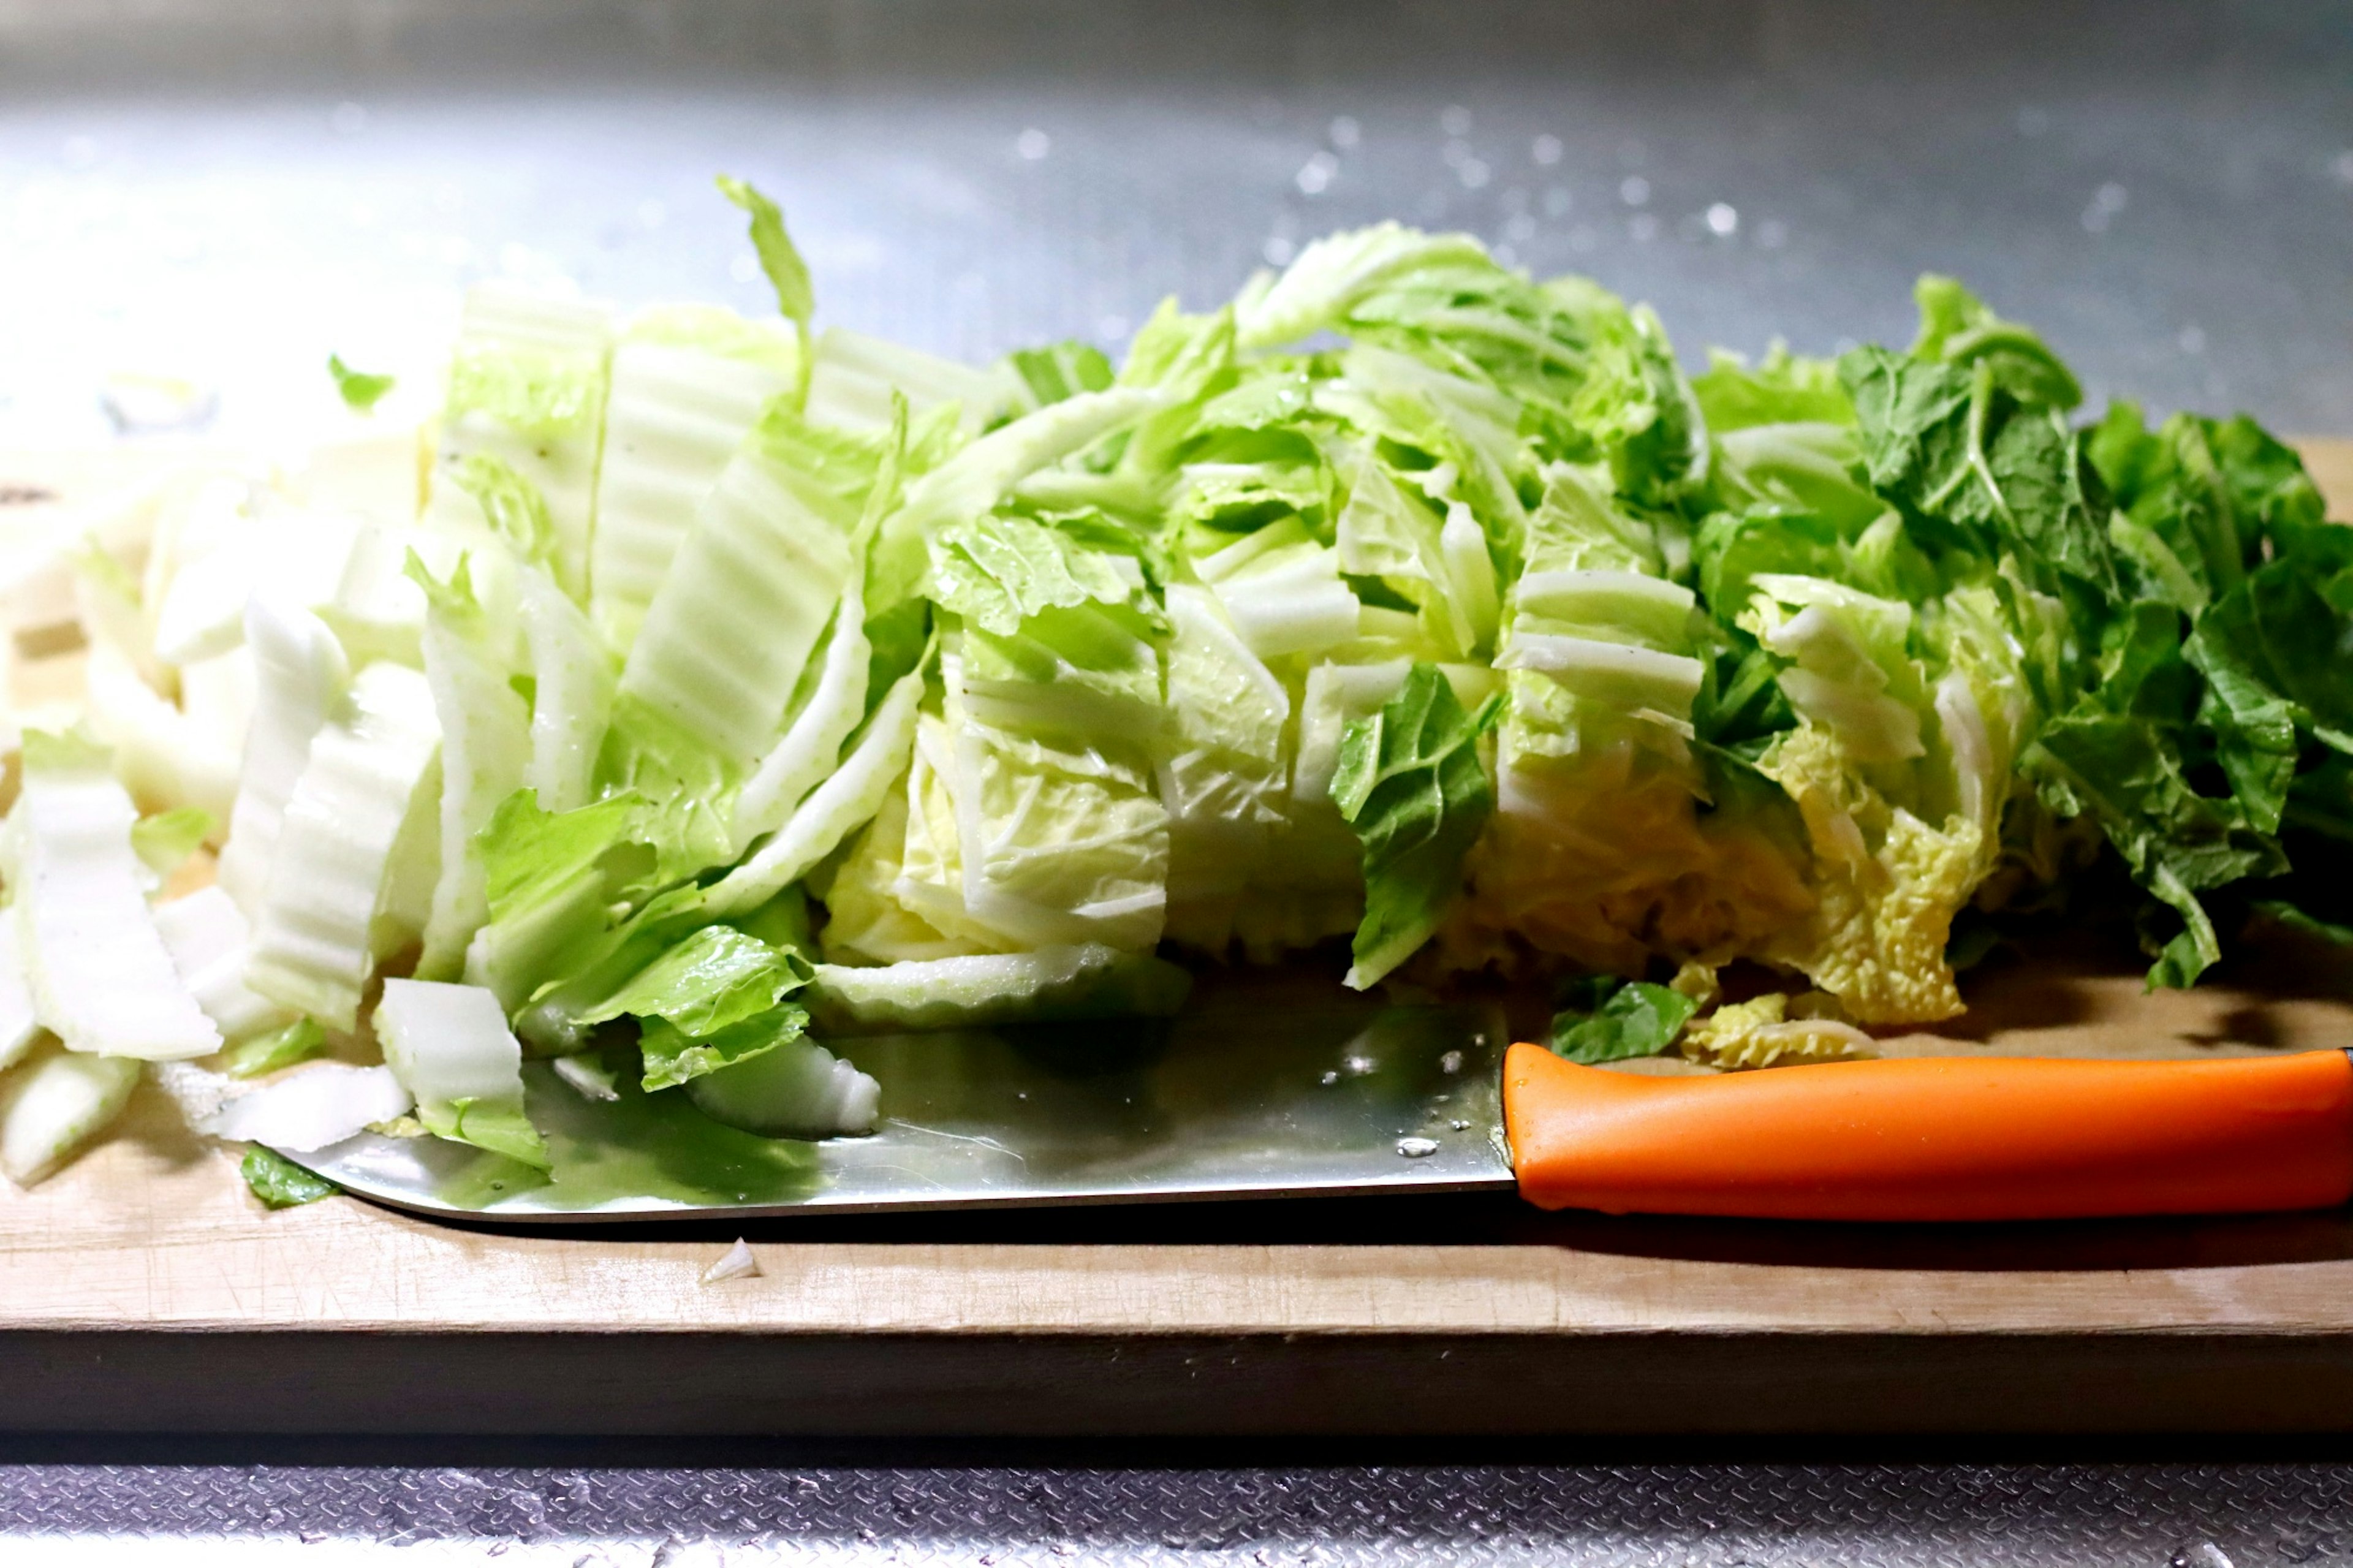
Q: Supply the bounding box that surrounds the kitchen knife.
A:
[282,984,2353,1224]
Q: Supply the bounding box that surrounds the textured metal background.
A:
[2,0,2351,451]
[3,1460,2349,1564]
[6,0,2353,1553]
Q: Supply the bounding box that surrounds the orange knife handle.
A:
[1502,1043,2353,1221]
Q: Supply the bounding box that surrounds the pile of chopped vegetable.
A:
[0,183,2343,1195]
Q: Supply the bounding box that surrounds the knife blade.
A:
[285,985,2353,1224]
[293,983,1520,1221]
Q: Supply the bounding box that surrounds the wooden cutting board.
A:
[0,441,2347,1439]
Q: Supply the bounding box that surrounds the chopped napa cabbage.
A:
[215,598,352,909]
[616,407,865,770]
[0,925,41,1074]
[151,503,363,668]
[1678,991,1873,1070]
[462,790,642,1015]
[244,661,444,1031]
[703,660,925,918]
[515,564,615,814]
[1546,974,1700,1064]
[1196,517,1362,660]
[1458,469,1816,980]
[240,1145,341,1207]
[573,923,809,1043]
[205,1061,413,1153]
[805,325,1016,436]
[0,1043,142,1186]
[1743,575,1928,765]
[430,283,612,599]
[1333,446,1487,657]
[1235,222,1492,349]
[153,885,297,1043]
[7,733,221,1061]
[1332,664,1502,988]
[174,648,260,784]
[868,384,1167,610]
[683,1036,880,1139]
[374,977,549,1168]
[732,572,870,852]
[315,520,454,669]
[131,807,215,881]
[412,557,532,979]
[220,1016,328,1078]
[715,174,816,333]
[804,942,1192,1034]
[83,641,239,824]
[1156,585,1292,938]
[1754,723,1986,1025]
[589,309,798,649]
[328,353,397,414]
[552,1052,621,1102]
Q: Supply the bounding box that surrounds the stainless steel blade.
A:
[287,974,1517,1221]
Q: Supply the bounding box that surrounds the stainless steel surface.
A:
[2,0,2349,455]
[299,975,1512,1219]
[4,1458,2348,1564]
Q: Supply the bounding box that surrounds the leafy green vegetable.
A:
[577,925,811,1039]
[928,512,1135,635]
[130,807,214,878]
[222,1017,328,1080]
[716,174,814,330]
[1007,341,1115,410]
[447,452,556,565]
[1332,664,1503,988]
[327,354,397,414]
[805,944,1193,1034]
[240,1145,340,1208]
[1547,975,1700,1064]
[640,1006,811,1093]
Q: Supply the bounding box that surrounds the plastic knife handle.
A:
[1502,1042,2353,1221]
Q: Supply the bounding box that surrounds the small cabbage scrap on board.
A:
[0,192,2341,1191]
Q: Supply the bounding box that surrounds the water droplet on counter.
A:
[1531,134,1563,167]
[1297,151,1339,196]
[1396,1137,1441,1159]
[1450,1119,1471,1132]
[1319,1070,1339,1087]
[1619,175,1651,207]
[1344,1053,1377,1077]
[1706,202,1738,237]
[1439,1050,1464,1075]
